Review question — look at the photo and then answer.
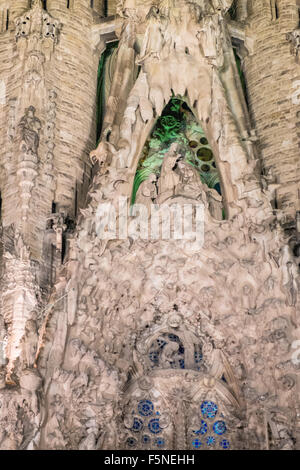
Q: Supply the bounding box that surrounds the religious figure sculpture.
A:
[156,143,181,203]
[175,159,207,201]
[18,106,41,156]
[206,187,223,220]
[135,173,158,211]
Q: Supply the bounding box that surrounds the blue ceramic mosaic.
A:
[192,439,202,449]
[138,400,154,417]
[201,401,218,419]
[206,436,216,446]
[126,437,137,447]
[148,418,162,434]
[193,420,208,436]
[142,434,150,444]
[220,439,230,449]
[213,420,227,436]
[132,418,143,432]
[155,437,165,447]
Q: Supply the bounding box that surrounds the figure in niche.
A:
[21,319,38,369]
[154,142,223,219]
[148,333,185,369]
[18,106,41,155]
[160,340,183,368]
[14,231,30,261]
[175,159,207,201]
[132,96,224,218]
[197,6,224,67]
[135,173,158,211]
[286,29,300,62]
[136,6,166,64]
[156,143,181,203]
[281,246,298,307]
[24,53,45,92]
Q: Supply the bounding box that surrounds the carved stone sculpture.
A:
[0,0,299,452]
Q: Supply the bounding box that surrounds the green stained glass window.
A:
[132,96,221,205]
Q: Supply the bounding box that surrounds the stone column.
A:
[243,0,300,223]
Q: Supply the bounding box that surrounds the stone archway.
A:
[113,311,245,450]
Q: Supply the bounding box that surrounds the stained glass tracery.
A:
[125,399,166,449]
[125,398,231,450]
[147,333,205,371]
[190,401,230,450]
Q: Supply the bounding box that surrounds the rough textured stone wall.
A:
[107,0,117,16]
[45,0,100,220]
[243,0,300,222]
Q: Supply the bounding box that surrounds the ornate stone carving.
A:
[91,0,269,223]
[15,0,61,48]
[43,89,57,187]
[17,106,41,222]
[286,29,300,63]
[0,0,299,452]
[1,233,38,385]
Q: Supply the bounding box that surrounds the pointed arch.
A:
[132,96,224,219]
[126,88,234,218]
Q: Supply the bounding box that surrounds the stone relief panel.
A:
[34,175,299,449]
[116,311,244,450]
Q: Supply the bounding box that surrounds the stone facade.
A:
[0,0,299,451]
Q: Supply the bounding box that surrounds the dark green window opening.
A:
[96,41,118,143]
[131,96,223,217]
